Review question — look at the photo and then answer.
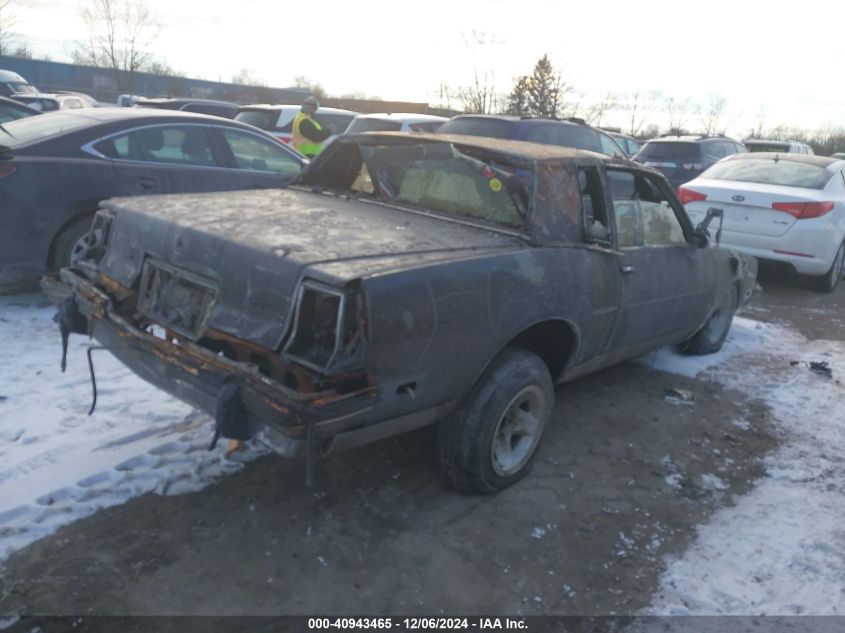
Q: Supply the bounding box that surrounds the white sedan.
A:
[678,153,845,292]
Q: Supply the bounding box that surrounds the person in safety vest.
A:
[292,96,332,158]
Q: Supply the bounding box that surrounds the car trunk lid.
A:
[680,179,828,237]
[97,188,523,349]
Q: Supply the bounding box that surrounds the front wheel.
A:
[806,241,845,293]
[681,284,738,355]
[435,348,554,494]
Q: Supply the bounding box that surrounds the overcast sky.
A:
[10,0,844,134]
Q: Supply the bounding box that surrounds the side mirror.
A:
[693,207,724,248]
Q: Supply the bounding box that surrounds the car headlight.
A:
[283,281,354,371]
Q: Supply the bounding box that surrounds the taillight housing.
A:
[0,164,16,178]
[772,201,835,220]
[676,187,708,205]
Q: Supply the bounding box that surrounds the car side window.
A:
[608,169,686,248]
[578,166,611,244]
[97,125,217,166]
[703,141,723,160]
[599,133,623,157]
[721,141,738,156]
[220,128,303,175]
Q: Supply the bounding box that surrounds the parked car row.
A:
[678,153,845,292]
[0,108,306,292]
[2,68,843,301]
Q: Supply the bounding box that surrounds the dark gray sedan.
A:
[0,108,306,292]
[57,133,757,494]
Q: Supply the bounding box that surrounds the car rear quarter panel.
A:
[1,155,117,275]
[358,245,621,422]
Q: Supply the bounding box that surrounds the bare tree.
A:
[663,96,692,134]
[698,93,728,136]
[433,81,454,111]
[73,0,161,93]
[293,76,327,99]
[231,68,265,86]
[624,91,660,136]
[457,70,499,114]
[747,106,767,139]
[0,0,19,56]
[584,92,618,126]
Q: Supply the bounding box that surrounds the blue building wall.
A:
[0,56,308,104]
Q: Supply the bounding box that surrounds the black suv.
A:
[437,114,626,157]
[633,135,747,188]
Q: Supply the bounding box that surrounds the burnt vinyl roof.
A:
[339,131,633,164]
[723,152,840,168]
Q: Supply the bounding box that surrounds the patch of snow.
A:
[700,474,728,492]
[637,316,781,378]
[642,314,845,615]
[0,296,264,561]
[731,419,751,431]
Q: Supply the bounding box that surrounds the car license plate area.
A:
[137,259,217,340]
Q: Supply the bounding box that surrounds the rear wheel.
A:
[681,284,738,355]
[50,216,94,271]
[806,241,845,293]
[435,348,554,494]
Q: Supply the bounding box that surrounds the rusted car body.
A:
[57,133,757,493]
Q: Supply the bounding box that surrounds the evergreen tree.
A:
[505,75,530,116]
[526,55,562,118]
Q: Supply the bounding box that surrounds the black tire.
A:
[51,216,94,271]
[806,241,845,293]
[435,348,554,494]
[681,284,738,355]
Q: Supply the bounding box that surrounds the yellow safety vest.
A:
[292,112,324,157]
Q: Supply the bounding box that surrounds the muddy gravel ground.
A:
[1,368,775,618]
[2,268,843,628]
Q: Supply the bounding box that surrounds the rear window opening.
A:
[235,110,277,131]
[745,142,791,153]
[438,118,514,140]
[637,142,700,160]
[703,158,833,189]
[346,118,403,134]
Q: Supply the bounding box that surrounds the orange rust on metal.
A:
[97,274,136,303]
[225,439,246,455]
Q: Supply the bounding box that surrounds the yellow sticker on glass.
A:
[489,177,502,192]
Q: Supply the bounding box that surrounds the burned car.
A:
[56,133,757,494]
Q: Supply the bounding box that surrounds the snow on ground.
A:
[0,295,263,561]
[639,316,845,615]
[2,296,845,615]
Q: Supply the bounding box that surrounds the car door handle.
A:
[621,264,636,274]
[137,177,157,189]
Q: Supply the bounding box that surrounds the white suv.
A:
[744,139,814,154]
[345,112,446,134]
[235,105,359,146]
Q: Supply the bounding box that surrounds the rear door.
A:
[605,168,713,355]
[94,123,234,195]
[214,126,305,188]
